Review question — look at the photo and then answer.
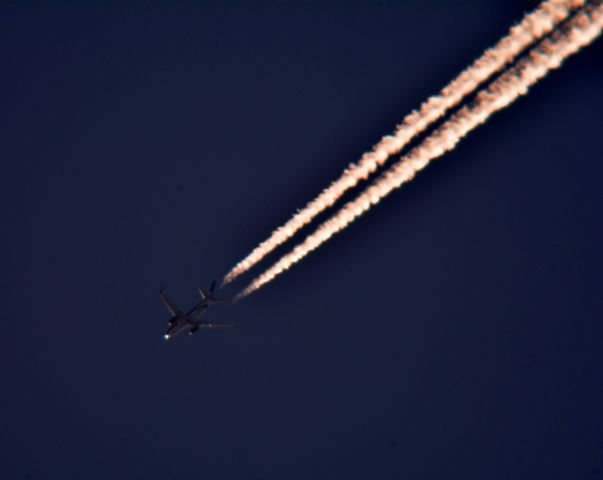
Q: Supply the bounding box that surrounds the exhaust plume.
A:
[222,0,585,286]
[236,2,603,300]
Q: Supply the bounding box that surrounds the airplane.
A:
[160,281,231,340]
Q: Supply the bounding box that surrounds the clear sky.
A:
[1,1,602,479]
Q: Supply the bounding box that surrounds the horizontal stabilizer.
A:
[198,281,230,305]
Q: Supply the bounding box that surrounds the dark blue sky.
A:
[1,2,602,479]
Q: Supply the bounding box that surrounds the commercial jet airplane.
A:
[160,281,231,340]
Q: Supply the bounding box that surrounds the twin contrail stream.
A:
[222,0,585,286]
[235,2,603,301]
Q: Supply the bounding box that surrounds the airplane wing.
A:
[159,288,181,316]
[205,323,234,328]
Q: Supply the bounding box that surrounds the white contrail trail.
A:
[236,2,603,300]
[222,0,585,286]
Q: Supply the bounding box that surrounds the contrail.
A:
[236,2,603,300]
[222,0,585,286]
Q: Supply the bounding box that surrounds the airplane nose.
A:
[164,334,170,341]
